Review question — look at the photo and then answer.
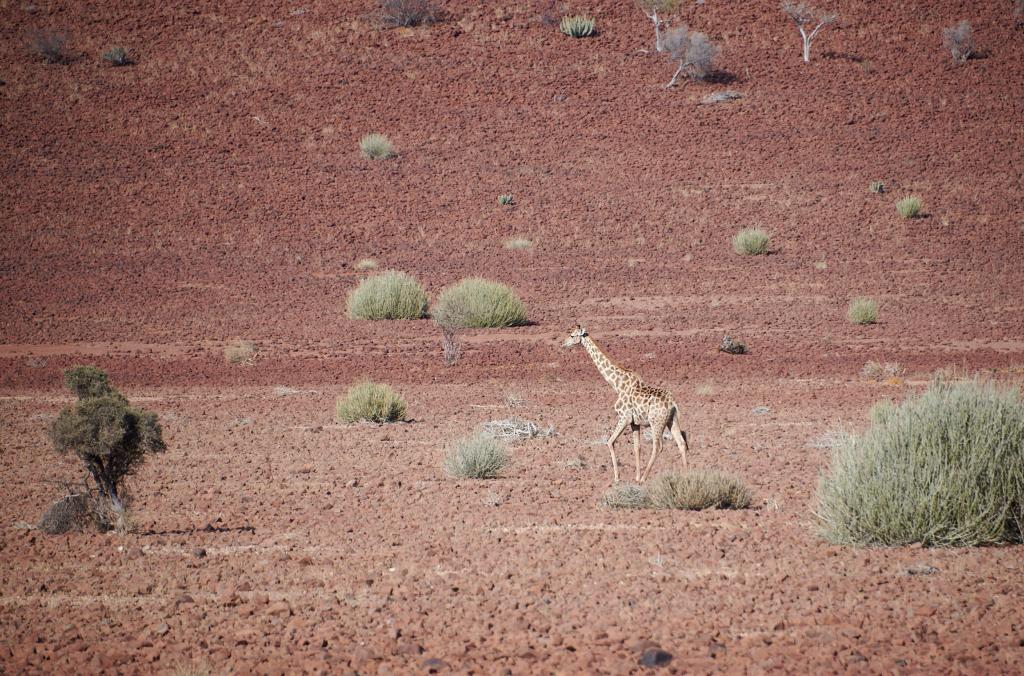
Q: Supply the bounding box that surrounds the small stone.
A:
[348,478,360,488]
[267,600,292,616]
[193,548,207,558]
[422,657,449,673]
[154,623,169,637]
[639,647,672,668]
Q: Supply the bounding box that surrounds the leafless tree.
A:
[781,2,838,63]
[663,26,719,87]
[942,21,973,64]
[637,0,679,52]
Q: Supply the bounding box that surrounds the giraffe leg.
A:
[606,416,629,483]
[631,423,641,482]
[638,426,663,483]
[670,409,689,470]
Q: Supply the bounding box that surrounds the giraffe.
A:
[563,325,689,483]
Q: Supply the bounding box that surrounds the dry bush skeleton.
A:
[781,2,838,63]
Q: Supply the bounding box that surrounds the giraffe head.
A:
[563,325,588,348]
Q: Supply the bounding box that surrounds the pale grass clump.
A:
[432,278,527,328]
[861,361,904,382]
[601,483,652,510]
[504,237,533,250]
[896,195,922,218]
[354,258,379,271]
[847,297,878,325]
[224,339,256,364]
[648,470,753,510]
[359,133,395,159]
[942,21,973,64]
[336,382,407,423]
[443,433,510,479]
[817,379,1024,547]
[347,270,428,320]
[732,228,770,255]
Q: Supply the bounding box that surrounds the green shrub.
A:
[560,15,596,37]
[443,433,510,479]
[497,194,514,206]
[732,228,770,255]
[50,367,165,531]
[359,133,395,159]
[648,470,753,510]
[347,270,428,320]
[816,379,1024,547]
[336,382,407,423]
[896,195,922,218]
[601,483,652,509]
[432,278,527,328]
[847,297,878,325]
[869,181,885,194]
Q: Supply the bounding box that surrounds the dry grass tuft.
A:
[601,483,652,509]
[648,470,753,510]
[224,339,256,365]
[336,382,407,423]
[847,297,878,325]
[732,228,770,255]
[443,433,510,479]
[479,418,554,442]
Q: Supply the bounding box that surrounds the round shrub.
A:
[732,228,770,255]
[847,297,878,325]
[359,133,394,160]
[443,433,510,479]
[648,470,752,510]
[432,278,527,329]
[896,195,922,219]
[347,270,428,320]
[336,382,407,423]
[817,379,1024,547]
[601,483,652,510]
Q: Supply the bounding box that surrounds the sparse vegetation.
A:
[702,90,742,104]
[432,278,528,328]
[503,237,533,250]
[224,339,256,365]
[896,195,922,218]
[719,335,747,355]
[637,0,679,52]
[648,470,753,510]
[1015,0,1024,28]
[942,21,974,64]
[443,433,510,479]
[817,378,1024,547]
[347,270,428,320]
[438,321,461,366]
[601,483,653,509]
[861,361,904,382]
[847,297,878,325]
[480,418,555,442]
[560,15,596,38]
[29,30,70,64]
[336,382,407,424]
[379,0,439,28]
[663,26,719,87]
[869,181,885,194]
[49,366,165,532]
[102,46,133,66]
[732,228,770,255]
[781,2,838,63]
[497,194,514,206]
[355,258,379,271]
[359,133,395,160]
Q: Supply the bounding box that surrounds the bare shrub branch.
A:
[781,2,838,63]
[637,0,680,52]
[942,21,974,64]
[663,26,719,87]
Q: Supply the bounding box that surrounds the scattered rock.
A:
[422,657,449,672]
[154,623,170,637]
[751,406,771,415]
[192,547,207,558]
[906,564,939,576]
[267,600,292,616]
[639,646,673,668]
[702,90,743,104]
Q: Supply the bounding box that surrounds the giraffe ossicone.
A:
[564,325,689,483]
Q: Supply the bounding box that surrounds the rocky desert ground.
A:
[2,0,1023,672]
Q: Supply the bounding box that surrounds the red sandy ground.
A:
[2,0,1024,672]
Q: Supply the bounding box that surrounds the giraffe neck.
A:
[581,336,630,391]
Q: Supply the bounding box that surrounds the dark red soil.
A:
[2,0,1023,672]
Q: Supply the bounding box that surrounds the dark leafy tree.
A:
[49,366,165,527]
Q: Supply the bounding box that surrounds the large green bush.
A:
[817,379,1024,547]
[347,270,428,320]
[432,278,527,329]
